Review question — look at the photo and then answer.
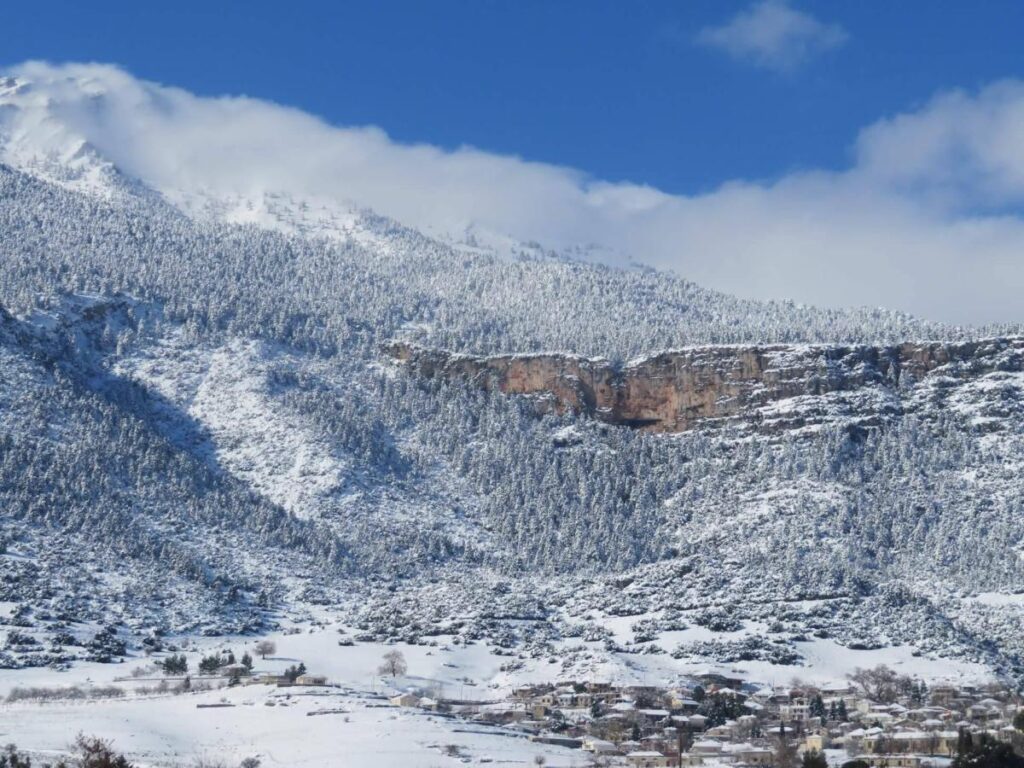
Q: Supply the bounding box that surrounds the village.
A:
[5,630,1024,767]
[164,642,1024,767]
[371,663,1024,767]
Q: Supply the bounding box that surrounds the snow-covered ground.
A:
[114,336,350,518]
[0,626,586,767]
[0,620,996,767]
[1,684,589,768]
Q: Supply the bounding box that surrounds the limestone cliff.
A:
[384,338,1024,433]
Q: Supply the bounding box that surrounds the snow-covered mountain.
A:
[3,65,1024,686]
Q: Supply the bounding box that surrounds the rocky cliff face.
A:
[384,338,1024,433]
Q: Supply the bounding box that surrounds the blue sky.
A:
[7,0,1024,196]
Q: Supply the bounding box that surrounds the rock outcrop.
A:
[384,338,1024,433]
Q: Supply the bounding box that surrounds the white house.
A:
[626,751,671,768]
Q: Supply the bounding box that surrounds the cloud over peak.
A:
[697,1,848,72]
[1,61,1023,326]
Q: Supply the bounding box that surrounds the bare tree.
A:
[254,640,276,660]
[378,649,408,678]
[848,665,908,704]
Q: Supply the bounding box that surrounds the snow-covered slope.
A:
[2,68,1024,695]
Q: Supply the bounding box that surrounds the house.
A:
[804,731,830,751]
[537,691,561,707]
[863,730,956,756]
[513,685,548,701]
[641,736,672,756]
[779,697,810,722]
[725,744,773,765]
[295,674,327,686]
[929,686,959,706]
[686,714,708,730]
[670,692,701,711]
[638,709,671,724]
[705,723,735,739]
[590,690,620,704]
[627,685,664,701]
[932,730,962,754]
[582,737,619,755]
[736,714,760,733]
[558,690,593,709]
[389,692,420,707]
[626,751,671,768]
[968,703,1002,721]
[855,755,922,768]
[690,739,723,756]
[254,674,291,686]
[743,700,765,714]
[696,673,745,690]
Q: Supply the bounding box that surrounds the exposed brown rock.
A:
[384,338,1024,433]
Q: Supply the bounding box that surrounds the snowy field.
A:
[1,685,591,768]
[0,618,995,767]
[0,628,587,767]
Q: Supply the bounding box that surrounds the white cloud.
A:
[2,62,1024,326]
[697,1,847,72]
[854,81,1024,208]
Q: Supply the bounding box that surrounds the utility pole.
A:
[678,723,692,768]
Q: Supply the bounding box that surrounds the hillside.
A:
[2,69,1024,687]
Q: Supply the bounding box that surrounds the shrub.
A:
[6,686,124,703]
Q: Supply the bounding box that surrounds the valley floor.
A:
[0,619,995,767]
[2,686,590,768]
